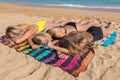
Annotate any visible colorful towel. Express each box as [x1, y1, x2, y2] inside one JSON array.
[[92, 31, 117, 47], [101, 31, 117, 47], [0, 36, 95, 77]]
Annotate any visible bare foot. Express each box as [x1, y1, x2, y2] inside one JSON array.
[[3, 39, 10, 45], [82, 19, 99, 26], [89, 19, 99, 25], [105, 21, 115, 28], [78, 20, 88, 25], [8, 43, 14, 47]]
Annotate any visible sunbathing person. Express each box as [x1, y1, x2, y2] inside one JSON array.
[[43, 19, 98, 39], [33, 19, 99, 45], [32, 31, 93, 59], [33, 20, 113, 45], [5, 19, 69, 49], [32, 19, 96, 45], [32, 21, 113, 57]]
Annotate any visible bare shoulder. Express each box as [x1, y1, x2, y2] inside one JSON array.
[[27, 24, 38, 31]]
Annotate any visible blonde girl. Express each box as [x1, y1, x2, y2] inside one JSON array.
[[5, 19, 68, 49], [32, 31, 93, 56], [48, 31, 93, 56], [33, 21, 113, 56], [48, 21, 113, 56]]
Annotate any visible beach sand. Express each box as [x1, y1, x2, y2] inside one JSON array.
[[0, 3, 120, 80]]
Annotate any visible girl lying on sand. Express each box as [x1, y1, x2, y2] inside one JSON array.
[[5, 19, 69, 49], [5, 19, 97, 49], [42, 19, 98, 40], [32, 22, 113, 59], [33, 21, 113, 45], [33, 19, 98, 45]]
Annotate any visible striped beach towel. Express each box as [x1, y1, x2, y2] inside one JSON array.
[[0, 36, 95, 77]]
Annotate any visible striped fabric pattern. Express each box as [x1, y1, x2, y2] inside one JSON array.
[[0, 36, 95, 77]]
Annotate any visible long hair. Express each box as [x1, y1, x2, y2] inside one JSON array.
[[44, 27, 62, 39], [58, 31, 93, 56], [6, 25, 26, 39], [32, 32, 51, 45]]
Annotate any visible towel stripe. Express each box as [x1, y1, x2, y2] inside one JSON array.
[[39, 51, 57, 61], [52, 55, 70, 66], [42, 53, 57, 63], [60, 55, 74, 67], [71, 49, 94, 77], [62, 55, 81, 70], [35, 49, 53, 60], [67, 50, 90, 73]]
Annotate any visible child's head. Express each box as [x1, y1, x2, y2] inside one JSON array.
[[6, 25, 25, 41], [45, 27, 65, 39], [58, 31, 93, 56], [32, 32, 52, 45]]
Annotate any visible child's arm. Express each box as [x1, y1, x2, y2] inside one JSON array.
[[15, 25, 38, 43], [27, 34, 39, 49], [48, 41, 69, 54]]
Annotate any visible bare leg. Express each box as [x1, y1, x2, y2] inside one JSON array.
[[77, 20, 89, 25], [76, 19, 99, 31], [101, 21, 114, 37], [45, 17, 66, 28], [53, 17, 66, 23]]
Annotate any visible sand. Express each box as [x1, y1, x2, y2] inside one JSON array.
[[0, 3, 120, 80]]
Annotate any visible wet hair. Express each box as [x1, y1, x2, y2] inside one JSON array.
[[32, 32, 51, 45], [57, 31, 93, 56], [6, 25, 25, 39]]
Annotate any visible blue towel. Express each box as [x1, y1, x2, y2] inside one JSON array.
[[102, 31, 117, 47], [29, 46, 50, 57]]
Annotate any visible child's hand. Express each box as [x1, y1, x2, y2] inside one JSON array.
[[47, 41, 54, 48], [58, 54, 68, 59], [91, 44, 97, 48], [57, 51, 68, 59], [31, 44, 39, 49]]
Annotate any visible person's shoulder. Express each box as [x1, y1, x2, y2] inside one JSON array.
[[18, 23, 29, 27], [27, 24, 38, 31]]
